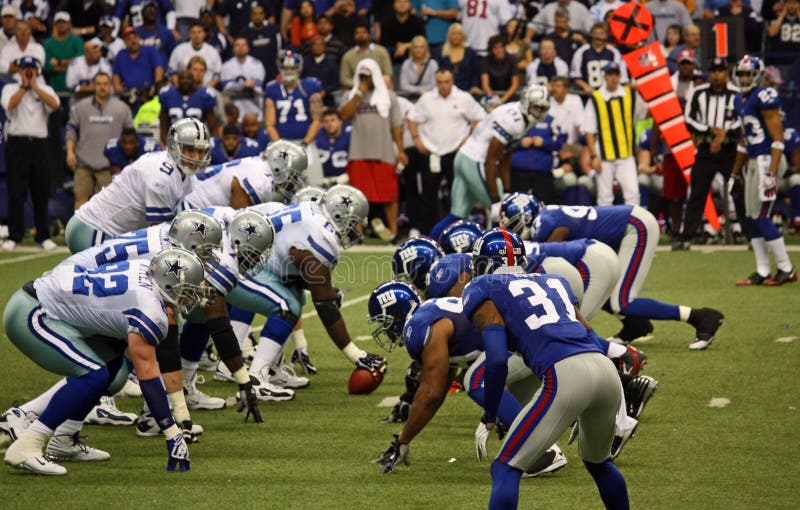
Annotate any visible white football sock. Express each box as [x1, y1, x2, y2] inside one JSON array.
[[231, 320, 252, 348], [181, 360, 199, 384], [54, 419, 83, 437], [19, 378, 67, 415], [750, 237, 770, 276], [249, 337, 283, 376], [679, 305, 691, 322], [766, 237, 793, 272], [291, 328, 308, 353], [28, 419, 54, 437], [606, 342, 628, 359]]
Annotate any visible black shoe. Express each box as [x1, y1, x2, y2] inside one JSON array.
[[687, 308, 724, 350], [615, 345, 648, 378], [291, 349, 318, 375], [736, 272, 770, 286], [611, 317, 654, 344], [624, 375, 659, 419], [764, 267, 798, 286]]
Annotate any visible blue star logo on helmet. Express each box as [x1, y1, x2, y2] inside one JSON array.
[[240, 222, 260, 241], [164, 259, 186, 281], [192, 221, 207, 239], [340, 196, 353, 207], [279, 150, 289, 160]]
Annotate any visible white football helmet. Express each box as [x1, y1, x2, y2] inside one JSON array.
[[519, 84, 551, 123], [149, 247, 208, 315], [166, 118, 212, 175], [168, 209, 223, 259], [228, 210, 276, 275], [291, 185, 326, 204], [263, 140, 308, 199], [321, 184, 368, 249]]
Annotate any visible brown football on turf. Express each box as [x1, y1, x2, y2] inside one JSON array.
[[348, 367, 384, 395]]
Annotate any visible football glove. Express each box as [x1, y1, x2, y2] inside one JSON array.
[[379, 400, 411, 423], [166, 431, 191, 472], [476, 417, 509, 460], [237, 379, 264, 423], [180, 420, 202, 444], [760, 171, 778, 200], [333, 286, 344, 309], [357, 352, 387, 375], [372, 434, 410, 474]]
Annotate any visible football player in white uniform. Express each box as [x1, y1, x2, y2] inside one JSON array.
[[429, 84, 551, 241], [2, 248, 205, 475], [181, 156, 275, 210], [65, 118, 211, 253]]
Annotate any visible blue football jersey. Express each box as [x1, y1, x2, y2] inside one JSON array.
[[315, 124, 351, 178], [784, 127, 800, 155], [265, 78, 322, 139], [104, 136, 162, 169], [510, 115, 566, 172], [734, 86, 781, 158], [639, 128, 665, 155], [462, 273, 600, 377], [246, 128, 272, 152], [209, 136, 262, 165], [158, 85, 217, 125], [527, 239, 595, 266], [138, 24, 176, 64], [532, 205, 632, 250], [402, 297, 483, 368]]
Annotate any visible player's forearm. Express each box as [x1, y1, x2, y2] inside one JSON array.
[[398, 381, 448, 445], [769, 147, 783, 174], [266, 124, 281, 141], [303, 120, 321, 145], [731, 148, 748, 176]]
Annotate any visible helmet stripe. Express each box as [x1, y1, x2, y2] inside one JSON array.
[[498, 227, 515, 267]]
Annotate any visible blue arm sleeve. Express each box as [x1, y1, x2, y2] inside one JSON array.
[[482, 324, 510, 422], [139, 377, 176, 430]]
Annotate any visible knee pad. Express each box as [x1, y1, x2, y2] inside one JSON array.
[[260, 311, 297, 344]]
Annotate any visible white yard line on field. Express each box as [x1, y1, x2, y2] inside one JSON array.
[[250, 293, 372, 333], [0, 249, 69, 265]]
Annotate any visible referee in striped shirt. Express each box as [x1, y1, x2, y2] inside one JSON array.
[[679, 57, 741, 249]]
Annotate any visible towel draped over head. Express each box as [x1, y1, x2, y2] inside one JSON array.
[[348, 58, 391, 119]]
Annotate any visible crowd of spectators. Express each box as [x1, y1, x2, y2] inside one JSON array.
[[0, 0, 799, 249]]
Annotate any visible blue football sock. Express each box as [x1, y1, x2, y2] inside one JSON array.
[[755, 217, 781, 241], [583, 459, 630, 510], [229, 306, 255, 325], [468, 387, 523, 426], [639, 185, 649, 207], [260, 313, 295, 346], [39, 369, 109, 430], [791, 185, 800, 222], [620, 298, 680, 320], [429, 214, 460, 242], [179, 322, 211, 362], [489, 460, 523, 509]]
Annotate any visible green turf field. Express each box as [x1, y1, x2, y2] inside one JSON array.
[[0, 247, 798, 509]]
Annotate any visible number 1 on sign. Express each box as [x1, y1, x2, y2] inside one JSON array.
[[712, 23, 728, 58]]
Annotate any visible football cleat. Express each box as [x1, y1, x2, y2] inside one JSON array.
[[291, 349, 318, 375], [251, 371, 295, 401], [615, 345, 648, 378], [269, 364, 310, 389], [84, 396, 137, 426], [198, 348, 220, 372], [624, 375, 659, 420], [184, 375, 226, 410], [45, 433, 110, 462], [736, 272, 770, 286], [379, 400, 410, 424], [609, 317, 654, 345], [135, 409, 204, 439], [4, 447, 67, 475], [610, 415, 639, 460], [763, 267, 797, 286], [522, 444, 568, 478], [688, 308, 724, 350], [114, 374, 142, 398], [0, 405, 36, 442]]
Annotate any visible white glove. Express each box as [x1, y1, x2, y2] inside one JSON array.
[[475, 421, 491, 461]]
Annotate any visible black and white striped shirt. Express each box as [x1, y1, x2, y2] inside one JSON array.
[[684, 82, 741, 151]]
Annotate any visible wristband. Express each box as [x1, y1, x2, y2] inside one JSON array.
[[737, 145, 748, 154], [232, 366, 250, 385], [163, 424, 181, 439], [342, 342, 365, 364], [771, 141, 785, 151]]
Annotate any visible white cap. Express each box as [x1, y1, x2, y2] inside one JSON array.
[[54, 11, 71, 23], [1, 5, 18, 17]]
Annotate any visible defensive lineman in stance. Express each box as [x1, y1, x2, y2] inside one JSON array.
[[462, 230, 629, 510], [731, 55, 797, 286]]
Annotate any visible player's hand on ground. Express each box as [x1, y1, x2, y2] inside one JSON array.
[[372, 434, 410, 474], [237, 380, 264, 423], [357, 352, 387, 375], [166, 432, 191, 472]]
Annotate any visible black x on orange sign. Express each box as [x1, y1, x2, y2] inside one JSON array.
[[609, 2, 653, 46]]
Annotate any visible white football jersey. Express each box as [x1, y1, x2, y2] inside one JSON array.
[[264, 201, 340, 278], [62, 225, 170, 270], [199, 205, 243, 295], [35, 260, 169, 346], [459, 102, 530, 162], [182, 157, 274, 209], [76, 152, 194, 237], [248, 201, 285, 217], [459, 0, 512, 53]]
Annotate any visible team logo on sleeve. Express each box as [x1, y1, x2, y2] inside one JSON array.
[[165, 259, 187, 281]]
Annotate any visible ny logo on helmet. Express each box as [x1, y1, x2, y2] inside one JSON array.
[[377, 291, 397, 312], [399, 247, 417, 264], [451, 233, 471, 251]]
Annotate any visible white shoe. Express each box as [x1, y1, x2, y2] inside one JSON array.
[[4, 436, 66, 475], [370, 218, 394, 242], [40, 239, 58, 251], [611, 416, 639, 460], [268, 364, 309, 389], [114, 375, 142, 398], [135, 409, 161, 437], [198, 350, 219, 371], [1, 239, 16, 251], [251, 370, 295, 401], [184, 375, 226, 410], [213, 361, 237, 383], [0, 406, 37, 442], [46, 433, 110, 461], [522, 444, 568, 478], [84, 396, 137, 426]]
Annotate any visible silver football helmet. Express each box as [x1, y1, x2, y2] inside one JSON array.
[[290, 185, 326, 204], [263, 140, 308, 199], [166, 118, 212, 176], [149, 247, 208, 315], [228, 210, 276, 275], [168, 209, 224, 259], [321, 184, 368, 249], [519, 84, 551, 123]]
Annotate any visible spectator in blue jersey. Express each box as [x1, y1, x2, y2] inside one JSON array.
[[302, 35, 339, 106], [137, 0, 176, 65], [481, 35, 519, 104], [570, 22, 625, 94], [434, 22, 481, 95], [525, 38, 569, 86], [199, 6, 230, 61], [315, 108, 351, 186], [114, 0, 176, 35], [158, 68, 218, 146], [240, 4, 283, 82], [241, 112, 271, 151], [112, 27, 164, 108], [210, 124, 262, 164], [104, 128, 162, 174], [216, 0, 275, 42], [766, 0, 800, 80], [265, 50, 323, 146], [510, 115, 567, 203]]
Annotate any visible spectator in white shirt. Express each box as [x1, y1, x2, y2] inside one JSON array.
[[530, 0, 593, 38], [0, 5, 18, 54], [221, 36, 266, 121], [168, 22, 222, 87], [547, 75, 583, 145], [66, 38, 112, 94], [97, 15, 126, 64], [0, 21, 45, 76], [405, 67, 485, 234]]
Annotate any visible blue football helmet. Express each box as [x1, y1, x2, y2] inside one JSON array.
[[391, 237, 445, 291], [471, 227, 527, 277], [499, 192, 541, 237], [439, 220, 484, 254], [732, 55, 763, 94], [367, 280, 421, 352]]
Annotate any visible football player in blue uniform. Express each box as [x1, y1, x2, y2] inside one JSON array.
[[439, 220, 484, 255], [104, 127, 162, 175], [265, 50, 323, 149], [731, 55, 797, 286], [3, 248, 204, 475], [462, 229, 629, 510], [159, 69, 219, 148], [532, 204, 724, 349], [392, 237, 445, 292], [315, 108, 351, 187], [209, 124, 262, 164]]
